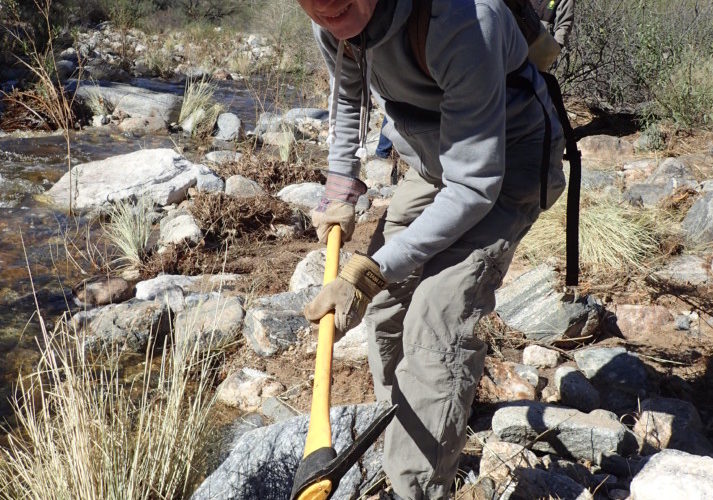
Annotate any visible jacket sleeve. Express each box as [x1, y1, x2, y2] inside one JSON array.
[[553, 0, 575, 48], [371, 2, 513, 282], [312, 24, 363, 178]]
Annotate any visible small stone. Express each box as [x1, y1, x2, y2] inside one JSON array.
[[225, 175, 266, 199], [216, 368, 284, 412], [523, 345, 560, 368], [555, 366, 600, 413], [512, 363, 540, 387]]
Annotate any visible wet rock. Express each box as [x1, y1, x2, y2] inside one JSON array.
[[75, 81, 182, 122], [225, 175, 266, 199], [492, 402, 639, 462], [499, 468, 594, 500], [118, 116, 166, 135], [158, 209, 202, 247], [495, 265, 602, 343], [555, 366, 600, 413], [479, 440, 540, 487], [682, 192, 713, 245], [47, 149, 223, 212], [522, 345, 560, 368], [633, 397, 713, 456], [191, 403, 389, 500], [479, 358, 536, 403], [261, 396, 299, 423], [512, 363, 540, 387], [652, 254, 710, 286], [289, 249, 351, 292], [613, 304, 674, 341], [578, 135, 635, 164], [173, 294, 244, 351], [629, 449, 713, 500], [365, 158, 394, 187], [74, 299, 171, 353], [333, 321, 369, 361], [205, 150, 243, 165], [72, 276, 134, 307], [214, 112, 244, 141], [216, 368, 284, 412], [277, 182, 325, 211], [242, 288, 319, 356]]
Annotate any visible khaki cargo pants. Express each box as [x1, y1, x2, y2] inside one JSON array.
[[364, 137, 565, 499]]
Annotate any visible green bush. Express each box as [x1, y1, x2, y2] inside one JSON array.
[[557, 0, 713, 128]]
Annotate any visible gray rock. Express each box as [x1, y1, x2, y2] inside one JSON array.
[[252, 111, 283, 135], [652, 254, 710, 286], [118, 116, 167, 135], [578, 135, 635, 164], [495, 265, 602, 343], [216, 368, 284, 412], [682, 192, 713, 245], [47, 149, 222, 212], [625, 158, 698, 207], [555, 366, 600, 413], [478, 440, 540, 488], [277, 183, 325, 211], [243, 288, 319, 356], [74, 299, 171, 353], [173, 295, 245, 352], [500, 468, 594, 500], [355, 194, 370, 214], [512, 363, 540, 387], [56, 59, 76, 81], [365, 158, 394, 187], [581, 166, 617, 191], [158, 209, 202, 247], [574, 347, 648, 413], [289, 249, 351, 292], [675, 314, 692, 331], [191, 403, 389, 500], [623, 184, 669, 207], [214, 113, 244, 141], [75, 81, 182, 122], [283, 108, 328, 123], [629, 449, 713, 500], [225, 175, 265, 199], [134, 274, 243, 312], [205, 150, 243, 165], [492, 402, 638, 462], [522, 345, 560, 368], [261, 396, 299, 423], [633, 397, 713, 456], [333, 321, 369, 361]]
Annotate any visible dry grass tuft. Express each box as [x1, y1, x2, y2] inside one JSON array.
[[518, 192, 680, 275], [0, 312, 218, 500], [102, 198, 154, 269]]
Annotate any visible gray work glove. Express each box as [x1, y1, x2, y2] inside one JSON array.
[[311, 172, 367, 244], [304, 254, 386, 339]]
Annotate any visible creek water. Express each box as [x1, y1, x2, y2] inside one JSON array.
[[0, 76, 283, 420]]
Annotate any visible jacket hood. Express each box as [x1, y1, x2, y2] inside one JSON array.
[[358, 0, 413, 49]]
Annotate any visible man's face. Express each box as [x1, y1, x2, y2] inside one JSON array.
[[298, 0, 379, 40]]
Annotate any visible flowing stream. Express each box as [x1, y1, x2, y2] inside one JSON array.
[[0, 77, 274, 420]]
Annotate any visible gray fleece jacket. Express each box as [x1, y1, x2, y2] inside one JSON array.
[[314, 0, 563, 282]]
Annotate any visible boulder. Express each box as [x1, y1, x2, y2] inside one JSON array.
[[225, 175, 266, 199], [73, 299, 171, 353], [682, 192, 713, 245], [216, 368, 284, 412], [75, 81, 182, 122], [47, 149, 223, 212], [574, 347, 648, 413], [554, 366, 600, 413], [158, 209, 202, 247], [522, 345, 560, 368], [243, 288, 319, 356], [492, 402, 638, 462], [652, 254, 710, 286], [629, 449, 713, 500], [289, 249, 351, 292], [613, 304, 674, 341], [277, 183, 325, 211], [633, 397, 713, 456], [191, 403, 389, 500], [495, 265, 602, 343], [173, 295, 245, 351], [214, 113, 244, 141]]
